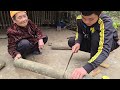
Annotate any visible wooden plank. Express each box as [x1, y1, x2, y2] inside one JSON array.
[[100, 63, 110, 68], [92, 68, 102, 77]]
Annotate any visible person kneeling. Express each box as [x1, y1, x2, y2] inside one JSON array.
[[7, 11, 48, 60]]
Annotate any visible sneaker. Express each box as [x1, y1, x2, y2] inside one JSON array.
[[32, 50, 42, 55], [22, 56, 26, 59]]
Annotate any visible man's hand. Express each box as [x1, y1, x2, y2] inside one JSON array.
[[38, 39, 44, 49], [14, 53, 22, 60], [72, 43, 80, 53], [70, 67, 87, 79]]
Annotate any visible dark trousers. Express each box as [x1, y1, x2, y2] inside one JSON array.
[[68, 36, 119, 58], [16, 36, 48, 58]]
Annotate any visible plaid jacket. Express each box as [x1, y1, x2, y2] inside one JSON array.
[[7, 19, 46, 58]]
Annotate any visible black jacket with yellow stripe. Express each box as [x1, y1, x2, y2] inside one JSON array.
[[75, 13, 119, 73]]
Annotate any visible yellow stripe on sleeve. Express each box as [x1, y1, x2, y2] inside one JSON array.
[[88, 18, 105, 63]]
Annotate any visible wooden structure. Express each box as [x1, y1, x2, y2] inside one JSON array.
[[0, 11, 71, 31]]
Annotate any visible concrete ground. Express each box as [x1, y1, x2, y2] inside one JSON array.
[[0, 27, 120, 79]]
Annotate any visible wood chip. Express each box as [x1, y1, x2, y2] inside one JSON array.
[[92, 68, 102, 77], [100, 63, 110, 68]]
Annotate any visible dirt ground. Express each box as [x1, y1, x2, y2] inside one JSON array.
[[0, 27, 120, 79]]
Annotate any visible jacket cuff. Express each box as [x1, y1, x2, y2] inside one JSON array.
[[37, 35, 46, 40], [75, 40, 80, 44], [83, 63, 94, 74], [12, 52, 20, 59]]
